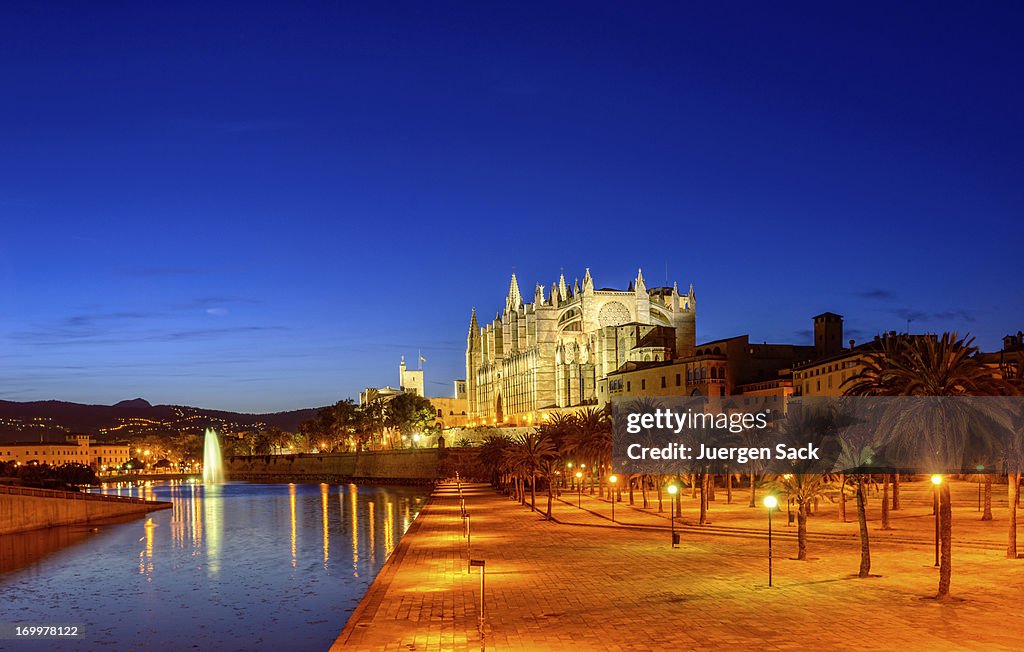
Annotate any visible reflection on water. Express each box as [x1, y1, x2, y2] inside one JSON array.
[[0, 481, 428, 651], [204, 485, 222, 576]]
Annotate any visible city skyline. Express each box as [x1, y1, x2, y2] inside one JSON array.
[[2, 3, 1022, 411]]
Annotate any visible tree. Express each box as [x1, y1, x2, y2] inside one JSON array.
[[477, 434, 513, 488], [509, 432, 556, 512], [385, 393, 437, 448], [774, 473, 834, 560], [844, 332, 1018, 596], [538, 457, 562, 520]]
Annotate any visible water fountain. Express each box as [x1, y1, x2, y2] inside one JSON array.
[[203, 428, 225, 485]]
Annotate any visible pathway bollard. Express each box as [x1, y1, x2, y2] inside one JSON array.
[[469, 559, 486, 630], [465, 513, 473, 569]]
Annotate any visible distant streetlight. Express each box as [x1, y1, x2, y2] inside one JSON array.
[[976, 465, 985, 512], [609, 475, 618, 522], [575, 471, 583, 509], [667, 484, 679, 547], [764, 495, 779, 586], [931, 474, 942, 567]]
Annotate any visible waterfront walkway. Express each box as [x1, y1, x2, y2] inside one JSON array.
[[333, 482, 1024, 651]]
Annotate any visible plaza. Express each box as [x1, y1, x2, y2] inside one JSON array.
[[336, 479, 1024, 651]]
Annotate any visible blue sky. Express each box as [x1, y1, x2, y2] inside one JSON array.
[[1, 2, 1021, 412]]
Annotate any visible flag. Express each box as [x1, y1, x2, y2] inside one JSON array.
[[419, 355, 427, 363]]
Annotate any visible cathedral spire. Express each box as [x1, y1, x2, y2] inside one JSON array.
[[506, 272, 523, 312], [558, 273, 568, 301], [535, 283, 545, 305], [583, 267, 593, 294], [635, 268, 646, 293]]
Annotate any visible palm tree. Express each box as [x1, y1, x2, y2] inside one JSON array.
[[1008, 403, 1024, 559], [538, 457, 562, 520], [477, 434, 512, 488], [836, 439, 874, 578], [774, 473, 835, 560], [510, 432, 556, 512], [844, 332, 1017, 596]]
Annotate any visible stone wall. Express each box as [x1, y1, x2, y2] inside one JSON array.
[[225, 449, 442, 484], [0, 486, 170, 535]]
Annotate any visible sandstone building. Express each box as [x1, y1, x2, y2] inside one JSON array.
[[466, 268, 696, 424], [0, 434, 130, 470]]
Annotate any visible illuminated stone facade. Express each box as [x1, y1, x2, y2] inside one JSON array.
[[0, 434, 130, 470], [466, 268, 696, 424]]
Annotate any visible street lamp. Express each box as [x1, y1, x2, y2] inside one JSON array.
[[609, 475, 618, 522], [931, 474, 942, 567], [575, 471, 583, 509], [976, 465, 985, 512], [764, 495, 778, 587], [667, 484, 679, 547]]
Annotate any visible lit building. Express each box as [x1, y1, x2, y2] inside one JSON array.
[[466, 268, 697, 424], [0, 434, 130, 469], [792, 325, 939, 397], [979, 331, 1024, 382], [603, 333, 812, 411], [360, 358, 468, 427]]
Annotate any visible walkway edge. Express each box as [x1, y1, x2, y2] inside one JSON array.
[[330, 487, 439, 649]]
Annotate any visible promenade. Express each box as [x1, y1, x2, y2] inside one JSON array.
[[333, 480, 1024, 651]]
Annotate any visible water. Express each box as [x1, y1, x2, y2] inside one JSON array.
[[0, 481, 429, 651], [202, 428, 224, 485]]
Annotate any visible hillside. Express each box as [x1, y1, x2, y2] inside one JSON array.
[[0, 399, 323, 443]]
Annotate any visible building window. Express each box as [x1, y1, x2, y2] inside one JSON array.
[[661, 376, 666, 388], [675, 373, 681, 386], [627, 381, 631, 392], [641, 379, 646, 390]]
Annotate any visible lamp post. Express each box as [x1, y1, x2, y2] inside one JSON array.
[[566, 462, 574, 490], [931, 474, 942, 567], [575, 471, 583, 509], [976, 465, 985, 512], [609, 475, 618, 523], [764, 495, 778, 587], [667, 484, 679, 547]]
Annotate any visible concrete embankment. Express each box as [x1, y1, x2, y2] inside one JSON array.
[[226, 448, 447, 484], [0, 485, 171, 535]]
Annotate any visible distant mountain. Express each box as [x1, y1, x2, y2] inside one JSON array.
[[0, 399, 324, 443], [112, 398, 153, 409]]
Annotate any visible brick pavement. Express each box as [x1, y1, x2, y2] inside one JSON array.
[[332, 482, 1024, 651]]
